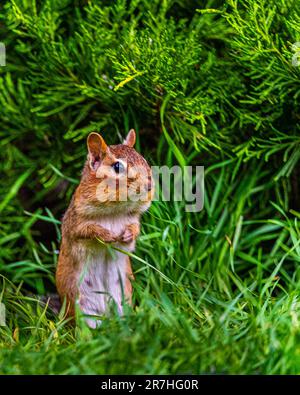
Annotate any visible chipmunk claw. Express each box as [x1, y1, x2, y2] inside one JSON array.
[[120, 228, 134, 243]]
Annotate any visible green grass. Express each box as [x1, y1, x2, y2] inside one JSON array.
[[1, 0, 300, 374], [1, 158, 300, 374]]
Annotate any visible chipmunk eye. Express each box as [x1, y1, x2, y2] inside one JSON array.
[[112, 161, 125, 174]]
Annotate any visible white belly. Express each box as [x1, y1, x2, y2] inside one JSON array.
[[78, 247, 128, 328], [77, 214, 136, 328]]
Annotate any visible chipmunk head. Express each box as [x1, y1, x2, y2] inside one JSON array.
[[80, 130, 153, 215]]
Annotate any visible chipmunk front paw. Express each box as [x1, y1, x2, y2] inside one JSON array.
[[95, 226, 118, 243], [119, 224, 140, 244], [120, 227, 135, 243]]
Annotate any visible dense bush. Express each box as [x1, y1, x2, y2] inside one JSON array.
[[0, 0, 300, 374]]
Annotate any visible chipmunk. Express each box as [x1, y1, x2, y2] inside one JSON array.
[[56, 130, 153, 328]]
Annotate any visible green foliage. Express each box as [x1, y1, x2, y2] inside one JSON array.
[[0, 0, 300, 374]]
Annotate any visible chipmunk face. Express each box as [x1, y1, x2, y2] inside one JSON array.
[[83, 130, 153, 214]]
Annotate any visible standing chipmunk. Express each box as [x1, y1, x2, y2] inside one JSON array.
[[56, 130, 153, 328]]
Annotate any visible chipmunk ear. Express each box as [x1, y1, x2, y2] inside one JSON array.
[[87, 132, 108, 170], [123, 129, 136, 147]]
